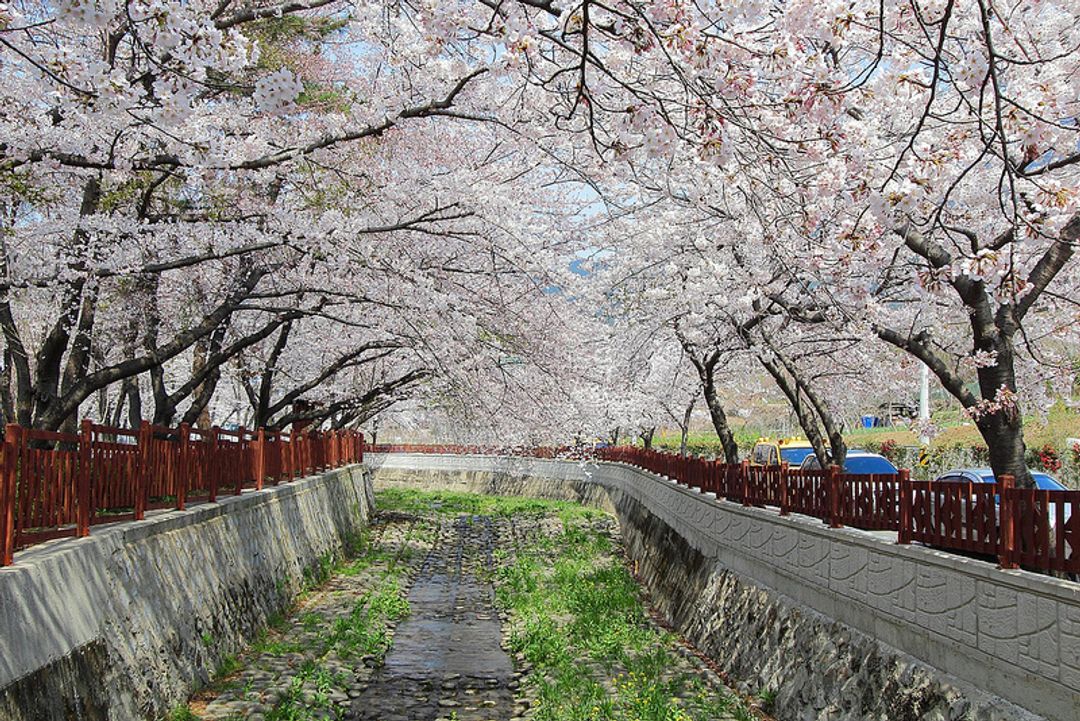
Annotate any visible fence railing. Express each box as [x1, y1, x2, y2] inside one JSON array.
[[0, 421, 364, 566], [595, 446, 1080, 576]]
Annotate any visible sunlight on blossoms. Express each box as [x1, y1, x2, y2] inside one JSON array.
[[254, 68, 305, 113]]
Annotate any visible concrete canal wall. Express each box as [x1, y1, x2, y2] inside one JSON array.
[[0, 465, 373, 721], [368, 453, 1080, 721]]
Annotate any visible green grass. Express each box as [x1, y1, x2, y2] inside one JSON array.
[[167, 706, 200, 721], [376, 486, 605, 519], [392, 491, 747, 721], [324, 579, 410, 659], [212, 654, 242, 683], [652, 402, 1080, 456], [377, 488, 744, 719]]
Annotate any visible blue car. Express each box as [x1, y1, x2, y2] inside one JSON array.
[[799, 450, 899, 474], [934, 468, 1070, 491], [780, 446, 816, 466], [934, 468, 1072, 525]]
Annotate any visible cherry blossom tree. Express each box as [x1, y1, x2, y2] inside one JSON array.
[[2, 0, 1078, 482], [471, 0, 1080, 485], [0, 0, 592, 434]]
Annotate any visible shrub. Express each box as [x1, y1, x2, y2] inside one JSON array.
[[1038, 444, 1062, 472], [878, 439, 899, 463]]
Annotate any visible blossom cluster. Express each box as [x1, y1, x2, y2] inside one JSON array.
[[253, 68, 305, 114]]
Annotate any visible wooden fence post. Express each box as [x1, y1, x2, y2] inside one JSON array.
[[740, 460, 750, 506], [998, 474, 1018, 569], [275, 432, 284, 484], [827, 464, 843, 529], [208, 426, 220, 502], [284, 433, 293, 480], [77, 419, 93, 537], [177, 423, 190, 511], [897, 469, 912, 544], [255, 428, 266, 491], [135, 421, 151, 520], [779, 463, 790, 516], [359, 432, 365, 464], [0, 428, 16, 566]]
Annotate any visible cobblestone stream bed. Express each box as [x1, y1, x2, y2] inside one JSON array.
[[350, 515, 516, 721], [184, 490, 751, 721]]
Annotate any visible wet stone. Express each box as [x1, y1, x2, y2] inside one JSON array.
[[347, 516, 517, 721]]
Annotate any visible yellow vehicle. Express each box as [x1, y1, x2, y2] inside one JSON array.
[[748, 437, 815, 467]]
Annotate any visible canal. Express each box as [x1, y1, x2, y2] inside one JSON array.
[[182, 489, 753, 721]]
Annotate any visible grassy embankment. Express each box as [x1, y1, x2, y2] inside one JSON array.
[[654, 403, 1079, 454]]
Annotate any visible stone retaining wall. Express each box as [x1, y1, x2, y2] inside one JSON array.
[[0, 465, 373, 721], [367, 453, 1079, 721]]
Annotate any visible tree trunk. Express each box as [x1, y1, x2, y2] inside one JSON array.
[[253, 321, 294, 428], [700, 364, 740, 463], [57, 282, 100, 435], [769, 341, 848, 467], [880, 216, 1080, 488], [972, 328, 1029, 483], [759, 355, 830, 468], [679, 396, 695, 457], [640, 426, 655, 450], [0, 348, 12, 424]]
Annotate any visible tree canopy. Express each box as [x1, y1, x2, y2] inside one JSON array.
[[2, 0, 1078, 484]]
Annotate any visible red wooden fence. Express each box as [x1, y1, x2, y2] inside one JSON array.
[[595, 447, 1079, 576], [0, 421, 364, 566], [1001, 484, 1079, 574], [903, 479, 1000, 555]]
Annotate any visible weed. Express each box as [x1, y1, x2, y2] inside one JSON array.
[[302, 551, 337, 590], [342, 527, 369, 556], [167, 705, 199, 721], [254, 638, 305, 656], [213, 654, 242, 682], [300, 611, 324, 631], [267, 610, 287, 631]]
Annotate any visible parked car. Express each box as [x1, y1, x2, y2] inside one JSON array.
[[935, 468, 1068, 491], [749, 437, 815, 467], [933, 468, 1073, 523], [799, 450, 899, 474]]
